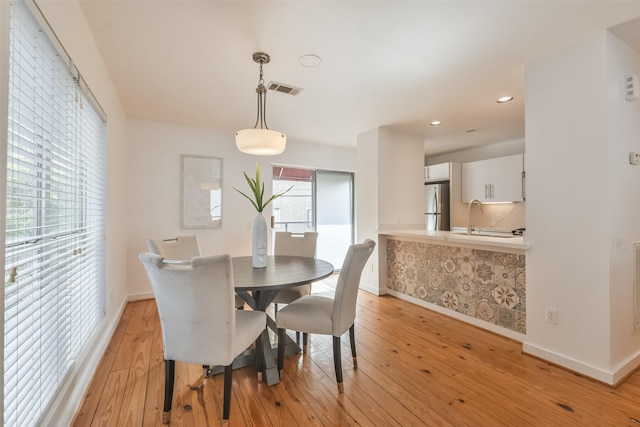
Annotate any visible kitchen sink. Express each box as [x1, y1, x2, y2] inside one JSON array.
[[449, 231, 518, 238]]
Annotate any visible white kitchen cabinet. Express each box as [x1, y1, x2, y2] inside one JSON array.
[[424, 163, 450, 182], [461, 160, 488, 201], [461, 154, 524, 203]]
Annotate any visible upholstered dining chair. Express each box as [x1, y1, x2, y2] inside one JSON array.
[[276, 239, 375, 392], [139, 253, 266, 424], [146, 235, 201, 260], [146, 235, 245, 309], [271, 231, 318, 308]]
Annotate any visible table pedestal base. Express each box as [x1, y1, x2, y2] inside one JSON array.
[[228, 256, 334, 386], [207, 330, 301, 385]]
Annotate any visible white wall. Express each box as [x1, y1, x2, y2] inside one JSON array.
[[606, 32, 640, 372], [426, 138, 525, 165], [356, 128, 380, 292], [355, 127, 425, 294], [378, 127, 426, 227], [8, 0, 130, 424], [524, 30, 640, 384], [126, 119, 356, 297], [525, 30, 610, 378]]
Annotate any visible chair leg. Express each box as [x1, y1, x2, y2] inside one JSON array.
[[333, 336, 344, 392], [296, 331, 301, 345], [349, 324, 357, 370], [277, 328, 286, 372], [255, 333, 264, 380], [303, 332, 309, 353], [223, 364, 233, 421], [163, 359, 175, 424]]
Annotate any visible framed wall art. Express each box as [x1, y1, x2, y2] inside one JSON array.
[[180, 155, 223, 229]]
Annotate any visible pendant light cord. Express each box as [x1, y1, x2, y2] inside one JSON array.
[[253, 61, 269, 130]]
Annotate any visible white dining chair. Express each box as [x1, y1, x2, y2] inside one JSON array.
[[276, 239, 375, 392], [146, 235, 201, 260], [146, 235, 246, 309], [139, 252, 266, 424], [271, 231, 318, 307]]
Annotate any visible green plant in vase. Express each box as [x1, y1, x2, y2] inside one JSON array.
[[234, 163, 292, 267], [234, 162, 292, 212]]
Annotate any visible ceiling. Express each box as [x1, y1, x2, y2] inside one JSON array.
[[78, 1, 640, 156]]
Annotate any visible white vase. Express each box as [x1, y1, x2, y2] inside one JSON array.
[[252, 213, 268, 268]]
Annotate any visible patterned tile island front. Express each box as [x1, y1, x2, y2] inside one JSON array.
[[380, 230, 527, 339]]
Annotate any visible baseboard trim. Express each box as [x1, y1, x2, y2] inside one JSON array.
[[522, 341, 617, 385], [385, 289, 526, 342], [38, 297, 128, 425], [128, 291, 154, 301], [523, 341, 640, 386], [611, 349, 640, 386], [359, 281, 387, 296]]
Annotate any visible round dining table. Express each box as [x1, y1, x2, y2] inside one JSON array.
[[231, 255, 334, 386]]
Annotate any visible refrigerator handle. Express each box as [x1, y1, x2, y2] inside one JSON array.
[[433, 190, 439, 230]]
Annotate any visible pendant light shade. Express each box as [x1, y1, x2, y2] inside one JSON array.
[[235, 128, 286, 155], [235, 52, 286, 155]]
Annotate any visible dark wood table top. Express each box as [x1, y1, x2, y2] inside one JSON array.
[[232, 255, 334, 291]]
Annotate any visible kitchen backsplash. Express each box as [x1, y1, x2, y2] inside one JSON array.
[[454, 202, 525, 231]]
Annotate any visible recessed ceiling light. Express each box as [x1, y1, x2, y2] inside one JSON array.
[[497, 96, 514, 103], [430, 120, 442, 126], [299, 54, 322, 68]]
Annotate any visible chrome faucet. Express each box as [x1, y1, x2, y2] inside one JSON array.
[[467, 199, 484, 235]]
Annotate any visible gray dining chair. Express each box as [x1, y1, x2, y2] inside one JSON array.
[[139, 252, 266, 424], [276, 239, 375, 392], [146, 235, 246, 309], [271, 232, 318, 309]]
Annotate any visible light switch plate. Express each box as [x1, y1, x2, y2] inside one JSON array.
[[626, 75, 638, 101], [629, 152, 640, 165]]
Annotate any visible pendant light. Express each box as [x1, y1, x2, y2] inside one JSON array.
[[235, 52, 286, 155]]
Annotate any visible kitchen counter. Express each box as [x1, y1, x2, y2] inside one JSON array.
[[377, 227, 527, 340], [378, 228, 530, 251]]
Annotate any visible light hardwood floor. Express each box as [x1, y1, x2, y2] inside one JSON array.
[[73, 286, 640, 426]]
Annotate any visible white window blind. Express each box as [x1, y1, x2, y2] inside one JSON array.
[[4, 1, 107, 425]]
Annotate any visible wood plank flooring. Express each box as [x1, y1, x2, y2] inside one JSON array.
[[73, 286, 640, 426]]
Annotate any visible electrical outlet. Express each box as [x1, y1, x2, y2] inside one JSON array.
[[545, 307, 558, 325]]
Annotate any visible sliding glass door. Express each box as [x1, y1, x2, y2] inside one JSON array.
[[272, 167, 354, 269], [315, 170, 354, 269]]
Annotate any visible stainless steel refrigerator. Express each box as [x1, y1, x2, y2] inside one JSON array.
[[425, 182, 450, 231]]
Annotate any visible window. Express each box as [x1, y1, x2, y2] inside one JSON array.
[[272, 166, 313, 234], [4, 1, 107, 425]]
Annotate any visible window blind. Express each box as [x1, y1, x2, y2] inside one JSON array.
[[4, 1, 107, 425]]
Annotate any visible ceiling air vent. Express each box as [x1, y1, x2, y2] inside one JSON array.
[[268, 81, 303, 96]]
